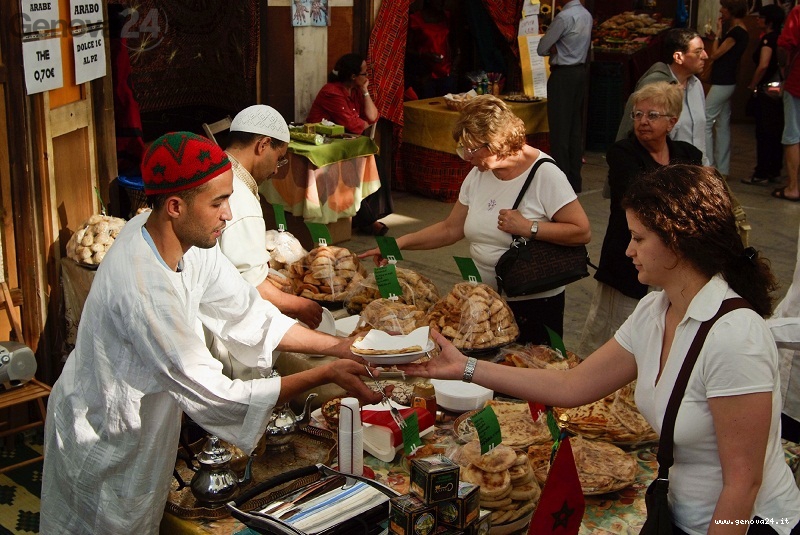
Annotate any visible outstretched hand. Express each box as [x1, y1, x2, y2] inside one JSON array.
[[357, 247, 388, 267], [398, 330, 468, 380], [325, 360, 386, 406]]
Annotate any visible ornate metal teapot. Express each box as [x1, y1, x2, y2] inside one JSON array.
[[190, 435, 251, 507], [264, 393, 318, 450]]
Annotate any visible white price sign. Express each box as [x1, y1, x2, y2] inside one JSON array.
[[69, 0, 103, 27], [73, 30, 105, 84], [22, 37, 64, 94], [20, 1, 60, 34]]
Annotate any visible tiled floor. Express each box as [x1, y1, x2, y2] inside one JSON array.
[[342, 121, 800, 352]]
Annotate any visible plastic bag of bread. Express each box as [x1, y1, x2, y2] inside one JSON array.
[[265, 268, 294, 294], [349, 299, 428, 338], [287, 245, 367, 302], [426, 282, 519, 350], [499, 344, 581, 370], [264, 229, 306, 270], [343, 267, 440, 315], [66, 214, 127, 267]]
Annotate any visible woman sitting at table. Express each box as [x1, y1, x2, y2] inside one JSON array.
[[403, 164, 800, 535], [578, 82, 703, 357], [360, 94, 591, 345], [306, 53, 378, 135], [307, 53, 390, 236]]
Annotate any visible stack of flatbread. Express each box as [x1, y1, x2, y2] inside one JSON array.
[[527, 436, 638, 495], [457, 441, 540, 526], [344, 267, 440, 315], [554, 382, 658, 446], [426, 283, 518, 350]]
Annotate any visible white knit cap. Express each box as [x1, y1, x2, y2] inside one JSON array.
[[230, 105, 290, 143]]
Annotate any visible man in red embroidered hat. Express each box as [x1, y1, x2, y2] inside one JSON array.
[[40, 131, 385, 535]]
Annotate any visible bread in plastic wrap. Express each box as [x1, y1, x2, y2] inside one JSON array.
[[499, 344, 581, 370], [265, 268, 294, 294], [343, 267, 440, 315], [264, 229, 307, 270], [426, 282, 519, 350], [349, 299, 428, 338], [66, 214, 127, 267], [287, 245, 367, 302]]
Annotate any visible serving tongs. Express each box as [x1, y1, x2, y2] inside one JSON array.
[[364, 365, 406, 429]]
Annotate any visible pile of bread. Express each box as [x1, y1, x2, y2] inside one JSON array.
[[458, 441, 540, 526], [427, 282, 518, 351], [596, 11, 671, 36], [66, 215, 127, 267], [344, 267, 440, 315], [285, 245, 367, 301]]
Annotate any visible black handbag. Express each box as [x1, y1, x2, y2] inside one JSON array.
[[640, 298, 751, 535], [495, 158, 589, 297]]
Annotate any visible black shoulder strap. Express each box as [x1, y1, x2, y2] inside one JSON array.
[[656, 297, 752, 479], [511, 157, 557, 211]]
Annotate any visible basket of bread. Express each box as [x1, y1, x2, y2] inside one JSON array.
[[66, 214, 127, 268], [443, 92, 476, 111], [286, 245, 367, 303], [344, 267, 440, 315], [426, 282, 518, 353]]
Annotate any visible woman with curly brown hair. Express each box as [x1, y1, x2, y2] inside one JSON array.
[[360, 94, 590, 344], [403, 164, 800, 534]]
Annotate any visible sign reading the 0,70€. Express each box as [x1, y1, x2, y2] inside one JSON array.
[[22, 37, 64, 95]]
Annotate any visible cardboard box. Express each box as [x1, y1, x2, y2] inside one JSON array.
[[314, 122, 345, 136], [463, 509, 491, 535], [437, 482, 480, 529], [410, 455, 460, 504], [389, 494, 437, 535]]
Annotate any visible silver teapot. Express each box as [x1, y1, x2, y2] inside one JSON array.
[[190, 435, 251, 507], [264, 393, 317, 451]]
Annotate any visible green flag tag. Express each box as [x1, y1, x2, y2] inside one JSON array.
[[306, 222, 333, 247], [470, 406, 502, 455], [545, 326, 567, 360], [402, 411, 423, 455], [375, 236, 403, 264], [375, 265, 403, 300], [453, 257, 482, 283], [272, 204, 288, 232]]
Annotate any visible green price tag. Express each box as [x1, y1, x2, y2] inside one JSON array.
[[470, 406, 502, 455], [306, 222, 333, 247], [402, 411, 423, 455], [546, 326, 567, 360], [453, 257, 482, 283], [375, 236, 403, 263], [375, 265, 403, 299], [272, 203, 288, 232]]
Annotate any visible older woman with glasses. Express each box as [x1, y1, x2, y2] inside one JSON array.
[[578, 81, 703, 357], [360, 94, 591, 345]]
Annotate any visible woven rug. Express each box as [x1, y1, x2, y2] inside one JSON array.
[[0, 433, 42, 534]]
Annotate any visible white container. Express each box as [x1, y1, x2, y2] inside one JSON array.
[[429, 379, 493, 412]]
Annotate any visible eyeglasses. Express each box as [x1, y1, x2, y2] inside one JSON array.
[[630, 110, 674, 122], [456, 143, 488, 160], [276, 156, 289, 168]]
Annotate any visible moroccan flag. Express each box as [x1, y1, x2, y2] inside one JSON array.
[[528, 436, 585, 534]]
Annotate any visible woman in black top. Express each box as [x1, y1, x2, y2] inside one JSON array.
[[577, 81, 703, 357], [743, 4, 786, 185], [705, 0, 749, 178]]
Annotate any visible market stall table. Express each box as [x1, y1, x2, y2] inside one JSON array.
[[397, 97, 550, 202], [260, 136, 381, 225]]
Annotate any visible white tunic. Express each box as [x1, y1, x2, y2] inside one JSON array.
[[40, 212, 296, 534], [616, 275, 800, 535]]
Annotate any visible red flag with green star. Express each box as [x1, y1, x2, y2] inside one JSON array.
[[528, 435, 585, 534]]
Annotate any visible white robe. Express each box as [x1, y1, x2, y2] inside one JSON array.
[[40, 212, 295, 534]]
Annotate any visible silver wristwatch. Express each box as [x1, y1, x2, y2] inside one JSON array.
[[463, 357, 478, 383], [530, 220, 539, 239]]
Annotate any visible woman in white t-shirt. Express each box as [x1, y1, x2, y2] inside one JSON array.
[[360, 94, 591, 344], [403, 164, 800, 534]]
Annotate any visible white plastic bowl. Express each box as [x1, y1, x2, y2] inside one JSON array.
[[429, 379, 493, 412]]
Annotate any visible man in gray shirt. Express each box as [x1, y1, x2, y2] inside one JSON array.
[[537, 0, 593, 193]]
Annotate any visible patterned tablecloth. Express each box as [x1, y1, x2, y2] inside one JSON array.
[[260, 136, 381, 225], [161, 410, 800, 535]]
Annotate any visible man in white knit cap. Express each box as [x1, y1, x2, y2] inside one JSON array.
[[215, 105, 323, 378]]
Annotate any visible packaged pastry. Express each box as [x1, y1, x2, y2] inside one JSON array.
[[66, 214, 127, 267], [344, 267, 440, 315], [286, 245, 367, 302], [426, 283, 518, 350], [264, 229, 306, 270]]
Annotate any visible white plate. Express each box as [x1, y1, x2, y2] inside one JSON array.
[[335, 315, 361, 337], [429, 379, 493, 412], [317, 308, 336, 336], [356, 339, 435, 365]]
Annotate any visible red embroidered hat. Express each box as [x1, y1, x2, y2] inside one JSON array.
[[141, 132, 231, 196]]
